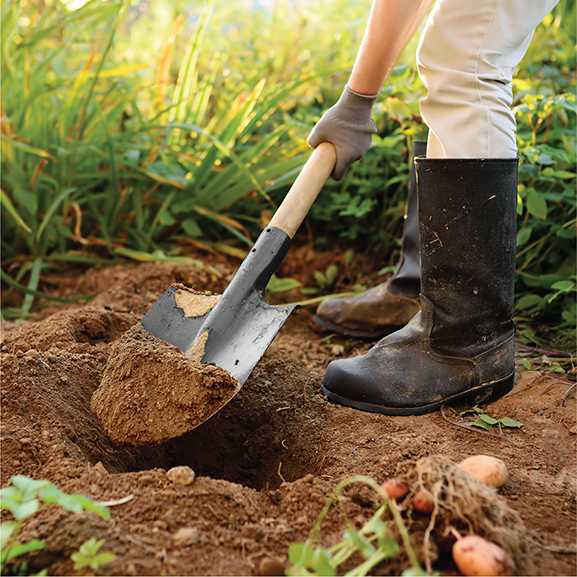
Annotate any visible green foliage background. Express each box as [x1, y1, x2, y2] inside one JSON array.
[[1, 0, 575, 345]]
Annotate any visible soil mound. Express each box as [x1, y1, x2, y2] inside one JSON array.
[[1, 308, 139, 353], [91, 323, 240, 447]]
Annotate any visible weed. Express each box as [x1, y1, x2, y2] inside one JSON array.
[[71, 537, 116, 575], [1, 475, 113, 575], [459, 407, 525, 433]]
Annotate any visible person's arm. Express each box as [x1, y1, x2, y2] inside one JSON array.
[[348, 0, 434, 95], [308, 0, 434, 180]]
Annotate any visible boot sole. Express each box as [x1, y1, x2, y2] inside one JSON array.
[[313, 315, 400, 340], [321, 372, 516, 416]]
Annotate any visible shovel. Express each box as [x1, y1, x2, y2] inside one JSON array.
[[140, 142, 336, 386]]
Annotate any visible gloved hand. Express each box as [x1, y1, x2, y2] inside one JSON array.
[[307, 85, 378, 181]]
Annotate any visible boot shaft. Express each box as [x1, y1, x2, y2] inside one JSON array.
[[415, 158, 518, 356], [389, 139, 427, 297]]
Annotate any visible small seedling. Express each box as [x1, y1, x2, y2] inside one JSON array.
[[302, 265, 340, 295], [1, 475, 112, 575], [71, 537, 116, 574], [460, 407, 524, 432], [521, 356, 567, 374], [266, 273, 302, 294]]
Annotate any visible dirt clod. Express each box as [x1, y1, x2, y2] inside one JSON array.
[[90, 322, 240, 447], [166, 465, 196, 486]]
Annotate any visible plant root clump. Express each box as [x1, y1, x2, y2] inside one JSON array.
[[91, 322, 240, 447], [400, 455, 531, 574]]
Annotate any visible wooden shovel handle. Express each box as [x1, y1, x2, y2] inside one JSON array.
[[268, 142, 336, 238]]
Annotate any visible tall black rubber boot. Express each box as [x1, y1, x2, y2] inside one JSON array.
[[321, 158, 518, 416], [314, 140, 427, 339]]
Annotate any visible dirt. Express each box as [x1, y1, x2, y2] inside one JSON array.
[[91, 322, 240, 447], [1, 254, 576, 576]]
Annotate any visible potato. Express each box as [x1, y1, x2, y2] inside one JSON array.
[[382, 478, 410, 500], [412, 489, 434, 513], [452, 534, 515, 576], [458, 455, 509, 488]]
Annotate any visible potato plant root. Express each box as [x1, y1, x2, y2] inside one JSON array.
[[1, 256, 575, 576]]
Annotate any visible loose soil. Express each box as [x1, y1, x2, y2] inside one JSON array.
[[91, 321, 240, 447], [1, 251, 575, 576]]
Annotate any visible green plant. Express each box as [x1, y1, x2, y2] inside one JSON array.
[[0, 475, 111, 575], [71, 537, 116, 575], [510, 2, 576, 342], [266, 273, 302, 294], [287, 475, 433, 576], [1, 0, 314, 319], [459, 408, 524, 433]]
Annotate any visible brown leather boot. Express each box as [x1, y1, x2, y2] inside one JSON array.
[[314, 140, 426, 338]]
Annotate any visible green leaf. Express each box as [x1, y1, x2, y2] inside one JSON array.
[[557, 227, 576, 239], [460, 407, 484, 416], [551, 280, 575, 292], [344, 528, 375, 559], [0, 521, 18, 551], [478, 414, 499, 426], [182, 219, 202, 237], [113, 247, 197, 265], [314, 271, 327, 288], [10, 476, 50, 496], [376, 535, 400, 558], [266, 275, 302, 293], [516, 226, 532, 246], [9, 499, 41, 521], [522, 358, 532, 370], [516, 294, 543, 309], [5, 539, 45, 562], [325, 265, 338, 286], [72, 496, 111, 520], [561, 310, 577, 324], [311, 547, 336, 576], [55, 494, 85, 514], [468, 419, 493, 431], [526, 189, 548, 220], [0, 134, 57, 161], [38, 485, 64, 503], [499, 417, 525, 428], [288, 542, 314, 567], [0, 189, 32, 233], [90, 552, 116, 569]]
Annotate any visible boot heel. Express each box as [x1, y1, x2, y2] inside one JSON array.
[[472, 371, 516, 406]]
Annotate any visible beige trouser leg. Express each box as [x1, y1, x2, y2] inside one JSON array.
[[417, 0, 559, 158]]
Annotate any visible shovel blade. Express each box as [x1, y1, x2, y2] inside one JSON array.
[[141, 226, 297, 385]]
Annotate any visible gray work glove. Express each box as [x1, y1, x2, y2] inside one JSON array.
[[307, 85, 378, 181]]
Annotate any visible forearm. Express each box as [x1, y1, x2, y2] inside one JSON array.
[[348, 0, 435, 95]]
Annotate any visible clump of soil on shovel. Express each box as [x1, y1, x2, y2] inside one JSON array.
[[91, 322, 240, 447]]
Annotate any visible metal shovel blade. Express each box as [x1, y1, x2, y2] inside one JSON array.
[[140, 226, 298, 386]]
